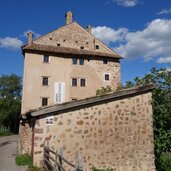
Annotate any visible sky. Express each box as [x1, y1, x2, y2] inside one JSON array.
[[0, 0, 171, 84]]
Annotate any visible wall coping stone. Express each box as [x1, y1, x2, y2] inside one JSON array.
[[23, 84, 155, 119]]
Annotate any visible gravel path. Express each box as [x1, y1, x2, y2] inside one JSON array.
[[0, 135, 27, 171]]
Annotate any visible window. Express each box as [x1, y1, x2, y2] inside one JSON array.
[[42, 98, 48, 106], [103, 60, 108, 64], [46, 116, 53, 125], [80, 46, 84, 49], [80, 78, 86, 87], [72, 58, 77, 65], [72, 58, 84, 65], [57, 43, 61, 46], [42, 77, 48, 86], [79, 58, 84, 65], [43, 55, 49, 63], [105, 74, 110, 81], [72, 98, 78, 101], [72, 78, 77, 86], [96, 45, 99, 49]]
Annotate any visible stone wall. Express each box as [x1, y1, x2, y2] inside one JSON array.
[[19, 122, 32, 154], [32, 91, 155, 171]]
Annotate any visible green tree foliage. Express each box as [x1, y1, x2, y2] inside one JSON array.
[[125, 67, 171, 170], [157, 153, 171, 171], [96, 86, 112, 96], [0, 74, 22, 133]]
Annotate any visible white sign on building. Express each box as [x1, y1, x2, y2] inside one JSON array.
[[54, 82, 65, 104]]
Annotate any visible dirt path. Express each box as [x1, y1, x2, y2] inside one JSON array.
[[0, 135, 27, 171]]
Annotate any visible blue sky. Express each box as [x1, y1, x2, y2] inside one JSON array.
[[0, 0, 171, 84]]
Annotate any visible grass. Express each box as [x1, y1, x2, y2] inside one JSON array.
[[16, 154, 32, 166], [91, 166, 113, 171], [28, 165, 42, 171], [0, 126, 15, 137], [0, 132, 14, 137], [16, 154, 42, 171]]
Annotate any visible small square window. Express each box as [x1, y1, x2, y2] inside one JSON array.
[[103, 60, 108, 64], [57, 43, 61, 46], [80, 79, 86, 87], [46, 116, 53, 125], [105, 74, 110, 81], [42, 98, 48, 106], [72, 98, 78, 101], [79, 58, 84, 65], [72, 58, 77, 65], [72, 78, 77, 86], [43, 56, 49, 63], [96, 45, 99, 49], [80, 46, 84, 49], [42, 77, 48, 86]]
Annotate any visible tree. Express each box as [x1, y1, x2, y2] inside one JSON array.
[[96, 86, 112, 96], [125, 67, 171, 170], [0, 74, 22, 133]]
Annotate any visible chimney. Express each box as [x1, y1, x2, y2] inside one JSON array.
[[65, 11, 73, 25], [27, 32, 33, 45], [87, 25, 92, 33]]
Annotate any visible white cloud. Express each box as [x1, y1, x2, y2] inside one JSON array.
[[157, 8, 171, 15], [92, 19, 171, 64], [116, 19, 171, 61], [157, 57, 171, 63], [0, 37, 23, 50], [21, 30, 41, 39], [166, 68, 171, 72], [106, 0, 142, 7], [92, 26, 128, 45]]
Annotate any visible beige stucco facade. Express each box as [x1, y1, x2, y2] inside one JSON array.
[[22, 52, 120, 114], [21, 12, 121, 114]]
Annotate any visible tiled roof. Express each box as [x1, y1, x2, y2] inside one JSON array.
[[22, 43, 122, 59]]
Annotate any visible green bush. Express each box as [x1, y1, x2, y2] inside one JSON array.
[[156, 153, 171, 171], [16, 154, 42, 171], [96, 86, 112, 96], [15, 154, 32, 166]]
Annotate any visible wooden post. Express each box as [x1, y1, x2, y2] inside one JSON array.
[[74, 153, 83, 171], [45, 140, 51, 171], [53, 148, 58, 171], [57, 148, 63, 171]]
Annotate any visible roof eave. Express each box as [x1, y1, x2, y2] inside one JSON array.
[[22, 44, 123, 59]]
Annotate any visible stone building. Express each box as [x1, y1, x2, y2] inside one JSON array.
[[20, 11, 156, 171], [21, 11, 122, 114]]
